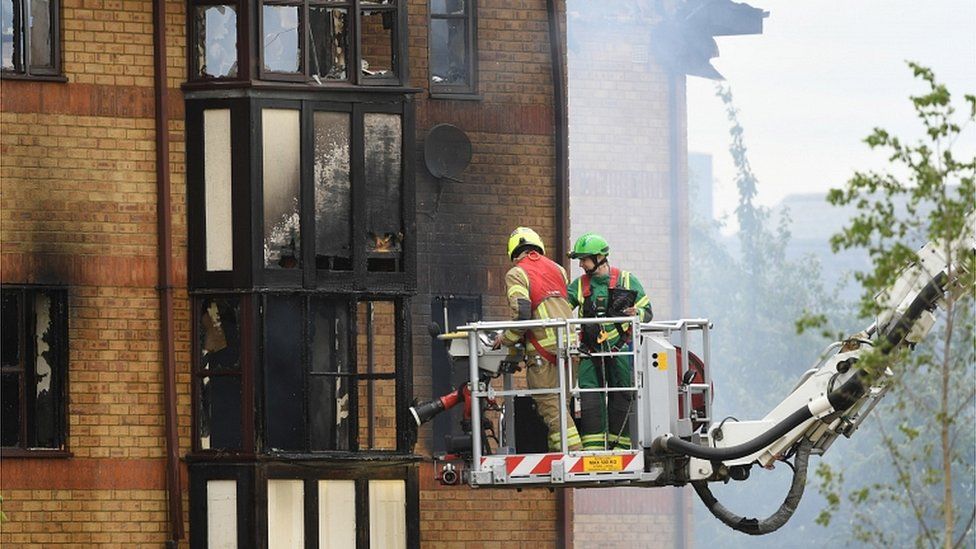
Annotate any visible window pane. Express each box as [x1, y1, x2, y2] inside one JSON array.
[[263, 4, 301, 73], [264, 295, 305, 451], [310, 297, 349, 375], [313, 111, 352, 270], [27, 0, 51, 69], [363, 113, 402, 271], [368, 480, 406, 549], [1, 290, 20, 367], [199, 297, 241, 373], [430, 18, 468, 86], [207, 480, 239, 549], [357, 301, 395, 376], [318, 480, 356, 549], [431, 0, 465, 15], [1, 372, 20, 446], [309, 376, 342, 450], [31, 291, 57, 448], [195, 5, 238, 78], [358, 378, 396, 450], [1, 0, 17, 71], [360, 9, 394, 78], [309, 297, 351, 450], [199, 376, 242, 450], [262, 108, 302, 269], [309, 6, 347, 80], [267, 480, 305, 549], [204, 109, 234, 271]]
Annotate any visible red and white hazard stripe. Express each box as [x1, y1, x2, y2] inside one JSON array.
[[479, 453, 564, 477], [479, 451, 643, 477]]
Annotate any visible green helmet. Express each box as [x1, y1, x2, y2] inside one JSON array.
[[569, 233, 610, 259]]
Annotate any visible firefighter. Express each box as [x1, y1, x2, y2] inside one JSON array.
[[568, 233, 652, 450], [493, 227, 582, 452]]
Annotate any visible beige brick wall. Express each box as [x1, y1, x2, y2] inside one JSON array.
[[1, 489, 172, 546], [1, 0, 189, 545]]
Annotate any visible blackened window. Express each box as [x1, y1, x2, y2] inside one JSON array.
[[1, 0, 61, 78], [196, 296, 244, 451], [1, 286, 68, 454], [260, 0, 399, 84], [262, 295, 401, 453], [255, 103, 405, 279], [429, 0, 477, 96]]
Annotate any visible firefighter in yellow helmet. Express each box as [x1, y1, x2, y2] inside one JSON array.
[[494, 227, 582, 452], [568, 233, 652, 450]]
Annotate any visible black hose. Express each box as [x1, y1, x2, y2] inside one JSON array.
[[692, 439, 815, 535], [659, 406, 813, 461]]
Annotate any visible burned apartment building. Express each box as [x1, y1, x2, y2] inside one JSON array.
[[0, 0, 762, 546]]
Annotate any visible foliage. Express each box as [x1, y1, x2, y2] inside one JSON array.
[[814, 63, 976, 549]]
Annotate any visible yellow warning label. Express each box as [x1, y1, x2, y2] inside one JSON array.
[[582, 456, 624, 472], [658, 353, 668, 370]]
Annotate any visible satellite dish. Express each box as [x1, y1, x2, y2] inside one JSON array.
[[424, 124, 472, 182]]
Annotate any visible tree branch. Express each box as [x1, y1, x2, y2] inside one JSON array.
[[951, 505, 976, 549], [878, 420, 939, 549]]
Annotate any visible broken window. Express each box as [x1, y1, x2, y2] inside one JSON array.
[[360, 3, 396, 79], [197, 297, 243, 451], [256, 0, 399, 84], [364, 113, 403, 272], [309, 296, 351, 450], [262, 3, 302, 73], [260, 295, 402, 453], [313, 110, 352, 271], [429, 0, 476, 94], [309, 4, 349, 80], [262, 108, 302, 269], [1, 0, 60, 77], [194, 4, 238, 79], [356, 300, 397, 450], [0, 286, 67, 453]]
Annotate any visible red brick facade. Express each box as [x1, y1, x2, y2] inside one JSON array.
[[1, 0, 685, 546]]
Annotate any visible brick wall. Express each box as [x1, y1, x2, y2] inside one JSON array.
[[409, 0, 567, 546], [0, 0, 189, 545], [567, 9, 689, 320], [565, 6, 689, 547]]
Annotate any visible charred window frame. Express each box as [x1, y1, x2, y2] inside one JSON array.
[[428, 0, 478, 98], [189, 1, 245, 81], [185, 97, 416, 291], [0, 0, 63, 80], [258, 0, 404, 86], [252, 99, 413, 288], [1, 286, 68, 457], [192, 294, 254, 454], [261, 294, 411, 455]]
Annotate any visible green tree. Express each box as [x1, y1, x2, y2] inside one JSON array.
[[815, 63, 976, 549]]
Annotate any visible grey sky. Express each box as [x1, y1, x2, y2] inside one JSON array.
[[687, 0, 976, 226]]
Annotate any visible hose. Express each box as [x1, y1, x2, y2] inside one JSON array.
[[658, 406, 813, 461], [692, 439, 814, 535]]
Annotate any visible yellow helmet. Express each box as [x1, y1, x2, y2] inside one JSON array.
[[507, 227, 545, 259]]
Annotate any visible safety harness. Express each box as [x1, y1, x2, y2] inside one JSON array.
[[517, 252, 567, 364]]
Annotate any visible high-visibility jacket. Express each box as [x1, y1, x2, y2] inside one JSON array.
[[568, 267, 652, 346], [502, 252, 573, 363]]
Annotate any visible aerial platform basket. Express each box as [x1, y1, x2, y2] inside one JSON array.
[[431, 317, 713, 488]]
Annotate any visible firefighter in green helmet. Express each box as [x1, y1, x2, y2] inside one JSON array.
[[567, 233, 653, 450]]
